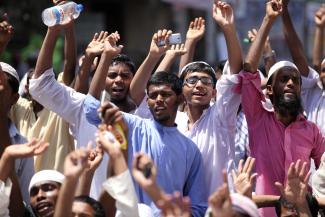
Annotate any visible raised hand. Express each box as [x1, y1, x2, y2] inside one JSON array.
[[266, 0, 283, 19], [96, 127, 123, 159], [315, 6, 325, 28], [212, 1, 234, 28], [275, 160, 311, 206], [149, 29, 172, 58], [231, 157, 258, 199], [209, 170, 234, 217], [85, 31, 108, 58], [158, 192, 191, 217], [0, 13, 14, 46], [132, 153, 157, 190], [4, 138, 49, 158], [103, 31, 123, 56], [186, 17, 205, 42], [63, 149, 89, 179], [166, 44, 187, 58], [85, 142, 103, 173]]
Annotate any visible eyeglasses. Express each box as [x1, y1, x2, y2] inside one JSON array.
[[184, 76, 213, 86]]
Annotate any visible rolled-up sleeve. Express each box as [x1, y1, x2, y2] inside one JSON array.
[[29, 68, 86, 127], [102, 170, 139, 217], [83, 94, 101, 126]]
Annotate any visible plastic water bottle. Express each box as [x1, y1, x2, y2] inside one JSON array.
[[42, 2, 84, 27]]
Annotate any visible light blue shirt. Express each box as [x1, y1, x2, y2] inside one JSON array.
[[84, 95, 208, 217]]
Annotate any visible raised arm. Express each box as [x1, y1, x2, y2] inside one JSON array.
[[54, 149, 89, 217], [33, 25, 62, 78], [244, 0, 282, 73], [129, 29, 171, 105], [156, 43, 187, 72], [0, 13, 13, 56], [179, 17, 205, 71], [247, 28, 276, 77], [88, 32, 123, 99], [281, 0, 309, 76], [74, 31, 107, 93], [312, 6, 325, 73], [62, 20, 77, 85], [212, 1, 242, 74]]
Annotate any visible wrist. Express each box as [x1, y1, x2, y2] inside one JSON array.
[[263, 50, 276, 59], [147, 52, 163, 60], [84, 51, 96, 59]]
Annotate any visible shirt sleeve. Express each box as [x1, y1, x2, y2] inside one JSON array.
[[0, 179, 12, 217], [83, 94, 101, 126], [235, 71, 266, 127], [311, 125, 325, 168], [215, 73, 241, 128], [102, 170, 140, 217], [184, 147, 208, 217], [29, 68, 86, 127], [301, 67, 319, 90]]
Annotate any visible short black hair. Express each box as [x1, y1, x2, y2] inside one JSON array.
[[110, 54, 136, 75], [74, 195, 105, 217], [6, 73, 19, 93], [180, 62, 217, 88], [146, 71, 183, 96]]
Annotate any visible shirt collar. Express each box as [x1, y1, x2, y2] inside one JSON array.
[[152, 119, 177, 132]]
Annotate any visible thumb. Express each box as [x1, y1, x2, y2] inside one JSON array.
[[275, 182, 284, 195]]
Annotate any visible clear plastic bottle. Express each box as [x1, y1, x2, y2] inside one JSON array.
[[42, 2, 83, 27]]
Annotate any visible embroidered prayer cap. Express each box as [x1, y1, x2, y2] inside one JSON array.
[[267, 61, 299, 85]]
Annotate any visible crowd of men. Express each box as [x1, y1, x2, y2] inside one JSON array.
[[0, 0, 325, 216]]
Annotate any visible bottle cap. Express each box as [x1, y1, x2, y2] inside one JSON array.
[[77, 4, 84, 12]]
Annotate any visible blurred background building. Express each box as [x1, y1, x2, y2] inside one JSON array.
[[0, 0, 324, 77]]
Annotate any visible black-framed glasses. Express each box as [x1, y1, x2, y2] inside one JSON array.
[[184, 76, 213, 86]]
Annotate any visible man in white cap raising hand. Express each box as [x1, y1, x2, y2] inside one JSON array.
[[0, 62, 34, 203], [238, 0, 325, 216]]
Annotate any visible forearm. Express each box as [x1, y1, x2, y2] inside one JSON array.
[[156, 54, 177, 72], [312, 27, 324, 73], [179, 39, 197, 71], [252, 195, 280, 208], [129, 53, 161, 105], [222, 25, 242, 74], [110, 155, 128, 177], [75, 171, 94, 196], [88, 52, 114, 99], [297, 202, 313, 217], [244, 16, 275, 73], [34, 28, 60, 78], [74, 55, 94, 93], [54, 177, 78, 217], [62, 26, 77, 85], [281, 9, 309, 76], [0, 153, 14, 182]]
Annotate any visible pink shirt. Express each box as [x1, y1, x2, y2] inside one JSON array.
[[237, 71, 325, 217]]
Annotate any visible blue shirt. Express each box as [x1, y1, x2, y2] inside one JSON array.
[[84, 95, 208, 217]]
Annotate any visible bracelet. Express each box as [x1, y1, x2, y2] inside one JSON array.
[[263, 50, 276, 59], [279, 195, 295, 209]]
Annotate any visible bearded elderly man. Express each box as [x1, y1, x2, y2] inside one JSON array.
[[238, 1, 325, 216]]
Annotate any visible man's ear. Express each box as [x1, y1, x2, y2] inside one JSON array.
[[266, 84, 273, 97], [212, 89, 217, 99], [177, 94, 185, 105]]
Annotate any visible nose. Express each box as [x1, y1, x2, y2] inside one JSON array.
[[156, 94, 164, 102], [36, 189, 46, 201], [286, 78, 294, 87]]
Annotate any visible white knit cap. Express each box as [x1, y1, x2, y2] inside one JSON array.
[[29, 170, 65, 192], [267, 61, 299, 84], [179, 61, 216, 77], [0, 62, 19, 83], [230, 193, 259, 217]]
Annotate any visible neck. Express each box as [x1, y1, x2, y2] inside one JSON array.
[[113, 100, 136, 113], [186, 103, 209, 126], [275, 111, 297, 126]]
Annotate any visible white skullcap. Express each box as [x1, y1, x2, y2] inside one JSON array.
[[312, 153, 325, 197], [179, 61, 216, 77], [29, 170, 65, 192], [0, 62, 19, 83], [230, 193, 259, 217], [267, 61, 299, 84]]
